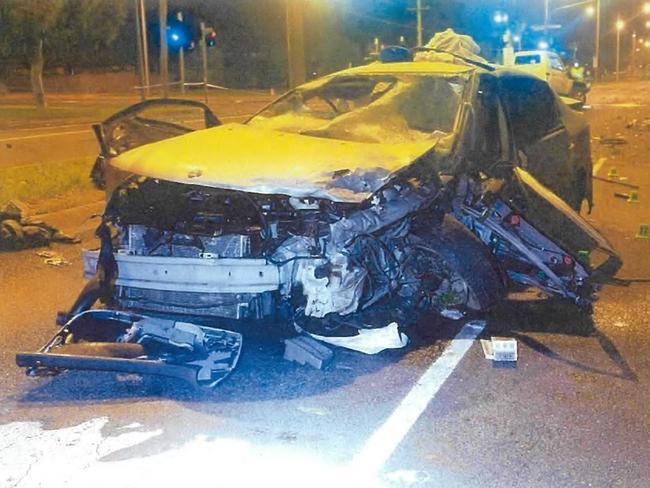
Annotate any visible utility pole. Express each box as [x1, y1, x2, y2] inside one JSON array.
[[416, 0, 423, 46], [177, 11, 185, 95], [544, 0, 549, 32], [200, 22, 209, 102], [139, 0, 150, 96], [408, 0, 428, 46], [159, 0, 168, 98], [285, 0, 306, 88], [594, 0, 601, 82], [134, 0, 146, 100]]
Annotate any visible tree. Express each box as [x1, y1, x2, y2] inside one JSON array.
[[49, 0, 128, 72], [1, 0, 64, 107], [0, 0, 127, 107]]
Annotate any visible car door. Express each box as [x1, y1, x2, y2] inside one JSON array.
[[91, 99, 221, 190], [498, 74, 575, 204], [547, 53, 572, 96]]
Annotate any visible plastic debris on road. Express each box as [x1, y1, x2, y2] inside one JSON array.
[[308, 321, 409, 354], [481, 337, 518, 362], [36, 250, 71, 266], [440, 308, 465, 320]]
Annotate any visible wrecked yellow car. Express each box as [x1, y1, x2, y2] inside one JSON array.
[[17, 53, 621, 388]]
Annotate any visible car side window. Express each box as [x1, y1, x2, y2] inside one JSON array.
[[548, 54, 565, 72], [474, 75, 503, 165], [499, 76, 562, 148]]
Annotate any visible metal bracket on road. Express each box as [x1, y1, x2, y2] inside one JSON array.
[[16, 310, 243, 389]]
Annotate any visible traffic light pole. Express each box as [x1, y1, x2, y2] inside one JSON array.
[[159, 0, 169, 98], [177, 11, 185, 95], [200, 22, 209, 103], [134, 0, 146, 100], [179, 47, 185, 95]]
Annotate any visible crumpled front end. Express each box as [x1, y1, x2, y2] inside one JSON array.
[[80, 174, 442, 329]]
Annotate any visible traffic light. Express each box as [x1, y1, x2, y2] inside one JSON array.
[[205, 28, 217, 47], [167, 11, 192, 50]]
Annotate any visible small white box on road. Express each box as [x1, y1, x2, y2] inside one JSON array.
[[481, 336, 518, 362]]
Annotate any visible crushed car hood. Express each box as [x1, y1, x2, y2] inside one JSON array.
[[110, 123, 440, 202]]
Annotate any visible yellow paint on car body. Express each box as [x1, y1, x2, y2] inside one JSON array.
[[111, 123, 439, 202]]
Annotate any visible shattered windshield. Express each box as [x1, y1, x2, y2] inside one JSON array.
[[248, 73, 467, 143]]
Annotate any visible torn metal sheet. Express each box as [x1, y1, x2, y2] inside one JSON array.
[[16, 310, 242, 389]]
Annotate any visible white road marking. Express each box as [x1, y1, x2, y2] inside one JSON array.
[[0, 114, 253, 143], [0, 129, 90, 143], [352, 320, 486, 474], [0, 418, 380, 488], [0, 322, 483, 487]]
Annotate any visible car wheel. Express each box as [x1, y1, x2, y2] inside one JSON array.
[[571, 88, 587, 105], [412, 215, 507, 311]]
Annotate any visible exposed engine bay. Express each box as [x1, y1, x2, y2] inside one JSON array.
[[79, 166, 615, 332], [17, 167, 620, 389]]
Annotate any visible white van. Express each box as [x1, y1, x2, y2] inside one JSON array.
[[508, 50, 588, 104]]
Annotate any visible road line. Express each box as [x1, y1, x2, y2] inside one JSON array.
[[352, 320, 486, 474], [0, 114, 254, 143], [0, 129, 90, 143]]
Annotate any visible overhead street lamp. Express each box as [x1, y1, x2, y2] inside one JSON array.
[[543, 0, 601, 82]]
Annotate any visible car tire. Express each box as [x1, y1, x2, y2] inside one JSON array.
[[414, 215, 507, 311], [570, 86, 587, 106]]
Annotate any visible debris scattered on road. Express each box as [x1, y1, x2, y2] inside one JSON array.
[[440, 308, 465, 320], [625, 117, 650, 131], [614, 192, 629, 200], [636, 224, 649, 239], [36, 250, 71, 266], [0, 200, 80, 251], [284, 335, 333, 369], [481, 337, 518, 362], [599, 137, 627, 146], [308, 321, 409, 355], [592, 175, 639, 189], [627, 190, 640, 203]]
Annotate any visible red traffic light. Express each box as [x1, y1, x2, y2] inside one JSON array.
[[206, 30, 217, 47]]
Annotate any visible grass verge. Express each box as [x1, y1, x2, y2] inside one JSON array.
[[0, 159, 95, 205]]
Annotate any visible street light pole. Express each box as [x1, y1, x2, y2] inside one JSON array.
[[616, 18, 623, 82], [631, 31, 637, 77]]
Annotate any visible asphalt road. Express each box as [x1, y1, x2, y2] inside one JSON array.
[[1, 82, 650, 488], [0, 93, 270, 169]]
